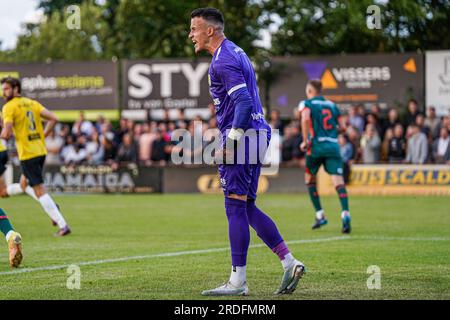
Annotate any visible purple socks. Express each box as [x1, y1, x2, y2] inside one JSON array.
[[224, 197, 289, 267], [246, 199, 283, 249], [225, 197, 250, 267], [271, 241, 290, 260]]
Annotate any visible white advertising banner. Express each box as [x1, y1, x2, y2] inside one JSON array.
[[426, 50, 450, 116]]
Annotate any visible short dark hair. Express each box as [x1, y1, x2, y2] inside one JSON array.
[[191, 7, 224, 30], [0, 76, 21, 94], [307, 79, 322, 93]]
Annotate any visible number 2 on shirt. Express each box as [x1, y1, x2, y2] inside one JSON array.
[[322, 109, 333, 130]]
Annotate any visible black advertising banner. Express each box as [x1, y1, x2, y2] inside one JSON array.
[[0, 61, 118, 111], [269, 53, 424, 117], [122, 59, 211, 110], [12, 165, 162, 193]]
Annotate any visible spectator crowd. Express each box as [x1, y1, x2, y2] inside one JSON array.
[[4, 100, 449, 167], [273, 99, 450, 166]]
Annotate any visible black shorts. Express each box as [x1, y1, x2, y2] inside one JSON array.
[[20, 155, 46, 187], [0, 151, 8, 176]]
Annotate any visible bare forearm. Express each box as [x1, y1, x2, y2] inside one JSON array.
[[301, 119, 310, 142], [44, 120, 57, 137]]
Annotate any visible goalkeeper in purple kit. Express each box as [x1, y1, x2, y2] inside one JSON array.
[[189, 7, 305, 296]]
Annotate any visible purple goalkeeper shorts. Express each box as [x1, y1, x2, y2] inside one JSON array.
[[218, 163, 261, 200]]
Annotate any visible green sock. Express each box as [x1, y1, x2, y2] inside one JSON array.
[[336, 184, 349, 212], [307, 183, 322, 212], [0, 208, 14, 238]]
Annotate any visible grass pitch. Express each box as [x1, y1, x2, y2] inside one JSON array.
[[0, 193, 448, 300]]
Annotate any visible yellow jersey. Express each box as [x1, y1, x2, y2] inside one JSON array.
[[2, 97, 47, 161], [0, 112, 6, 152]]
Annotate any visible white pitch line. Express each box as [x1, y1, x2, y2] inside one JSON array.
[[0, 236, 349, 276], [0, 235, 449, 276]]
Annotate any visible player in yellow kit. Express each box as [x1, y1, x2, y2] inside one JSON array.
[[0, 77, 71, 236]]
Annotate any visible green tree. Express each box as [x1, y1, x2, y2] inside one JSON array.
[[38, 0, 84, 15], [12, 1, 106, 62], [264, 0, 450, 55], [111, 0, 264, 59]]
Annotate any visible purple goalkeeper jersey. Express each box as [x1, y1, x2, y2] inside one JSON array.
[[208, 39, 270, 135]]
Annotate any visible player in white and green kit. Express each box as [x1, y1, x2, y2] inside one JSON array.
[[299, 79, 351, 233]]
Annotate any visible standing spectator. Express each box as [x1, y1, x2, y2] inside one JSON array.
[[383, 108, 402, 136], [269, 109, 284, 133], [72, 111, 94, 137], [138, 123, 156, 165], [151, 130, 168, 164], [361, 124, 381, 163], [365, 113, 382, 137], [114, 118, 129, 146], [388, 124, 406, 163], [348, 105, 365, 134], [103, 132, 118, 164], [133, 123, 143, 143], [405, 124, 428, 164], [346, 125, 361, 162], [404, 99, 421, 127], [424, 106, 441, 140], [432, 127, 450, 164], [95, 115, 106, 134], [380, 128, 393, 162], [338, 134, 353, 183], [370, 104, 383, 122], [415, 113, 430, 138], [281, 124, 303, 164], [45, 129, 64, 165], [116, 133, 138, 163], [443, 115, 450, 132], [207, 103, 216, 119]]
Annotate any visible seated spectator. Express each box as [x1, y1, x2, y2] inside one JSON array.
[[60, 135, 75, 163], [86, 130, 102, 164], [388, 124, 406, 163], [361, 124, 381, 163], [116, 133, 138, 163], [424, 106, 441, 140], [405, 124, 428, 164], [45, 129, 64, 165], [71, 111, 94, 137], [432, 127, 450, 164], [63, 135, 88, 165], [348, 105, 365, 134]]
